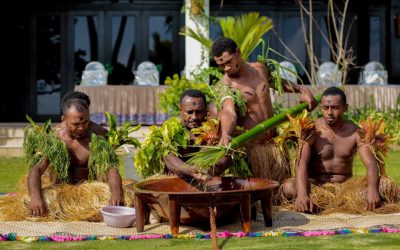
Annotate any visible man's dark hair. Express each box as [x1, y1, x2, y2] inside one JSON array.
[[61, 91, 90, 115], [211, 37, 238, 57], [322, 87, 347, 105], [180, 89, 207, 106]]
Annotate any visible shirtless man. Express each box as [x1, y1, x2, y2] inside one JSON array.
[[282, 87, 380, 212], [211, 37, 317, 182], [163, 89, 229, 181], [55, 91, 108, 136], [28, 93, 123, 217]]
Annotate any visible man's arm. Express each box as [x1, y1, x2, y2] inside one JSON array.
[[107, 167, 124, 206], [219, 98, 237, 146], [356, 134, 380, 211], [164, 153, 210, 182], [282, 81, 317, 111], [27, 159, 49, 216], [295, 140, 314, 212]]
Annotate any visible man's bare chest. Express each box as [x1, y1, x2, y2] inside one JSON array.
[[314, 135, 356, 160], [232, 81, 269, 102], [67, 141, 90, 166]]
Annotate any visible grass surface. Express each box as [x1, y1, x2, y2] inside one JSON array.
[[353, 149, 400, 183], [0, 157, 26, 192], [0, 234, 400, 249]]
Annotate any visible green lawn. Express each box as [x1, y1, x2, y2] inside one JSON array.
[[0, 234, 399, 249], [353, 150, 400, 183], [0, 157, 26, 192], [0, 151, 399, 249]]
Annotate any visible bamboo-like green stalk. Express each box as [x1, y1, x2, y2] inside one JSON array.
[[187, 95, 321, 169], [231, 95, 321, 149]]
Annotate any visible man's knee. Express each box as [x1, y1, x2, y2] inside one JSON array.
[[281, 178, 297, 199]]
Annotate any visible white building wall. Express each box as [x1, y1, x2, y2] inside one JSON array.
[[184, 0, 210, 79]]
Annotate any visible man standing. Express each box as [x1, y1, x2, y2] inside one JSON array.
[[211, 37, 317, 183]]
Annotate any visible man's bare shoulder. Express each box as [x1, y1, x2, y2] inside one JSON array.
[[250, 61, 267, 69], [341, 120, 360, 136], [314, 117, 325, 128], [54, 123, 65, 137], [344, 120, 359, 129], [250, 62, 270, 82], [89, 121, 108, 137]]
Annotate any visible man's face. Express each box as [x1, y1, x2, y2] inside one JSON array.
[[320, 95, 348, 126], [180, 96, 207, 130], [213, 49, 241, 76], [62, 106, 90, 139]]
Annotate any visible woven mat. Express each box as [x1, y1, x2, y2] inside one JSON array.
[[1, 209, 399, 236]]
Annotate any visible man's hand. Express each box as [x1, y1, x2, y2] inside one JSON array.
[[366, 187, 380, 211], [190, 167, 212, 183], [29, 196, 47, 217], [299, 86, 317, 111], [109, 192, 124, 206], [219, 133, 231, 146], [295, 194, 313, 213]]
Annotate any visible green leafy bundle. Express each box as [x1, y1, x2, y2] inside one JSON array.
[[226, 154, 252, 178], [190, 118, 252, 177], [23, 115, 70, 183], [211, 81, 247, 118], [88, 133, 119, 180], [134, 117, 190, 178]]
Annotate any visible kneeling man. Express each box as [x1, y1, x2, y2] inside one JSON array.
[[281, 87, 399, 213]]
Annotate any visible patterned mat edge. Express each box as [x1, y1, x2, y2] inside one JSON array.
[[1, 224, 399, 242]]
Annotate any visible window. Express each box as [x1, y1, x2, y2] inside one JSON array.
[[36, 15, 62, 115]]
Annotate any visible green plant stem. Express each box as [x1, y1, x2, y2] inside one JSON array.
[[230, 95, 321, 149]]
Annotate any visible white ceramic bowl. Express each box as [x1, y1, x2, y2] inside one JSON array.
[[100, 206, 136, 228]]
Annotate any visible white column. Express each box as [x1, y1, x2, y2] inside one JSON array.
[[184, 0, 209, 79]]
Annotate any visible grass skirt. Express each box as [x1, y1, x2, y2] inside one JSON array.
[[280, 176, 400, 214], [245, 141, 290, 184], [0, 177, 135, 221]]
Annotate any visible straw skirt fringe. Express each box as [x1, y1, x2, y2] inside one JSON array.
[[280, 176, 400, 214], [245, 142, 290, 184], [0, 179, 135, 222]]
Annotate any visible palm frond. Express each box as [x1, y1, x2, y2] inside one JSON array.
[[179, 26, 212, 50], [220, 12, 273, 60]]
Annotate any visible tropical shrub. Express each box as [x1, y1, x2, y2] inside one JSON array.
[[158, 74, 214, 116]]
